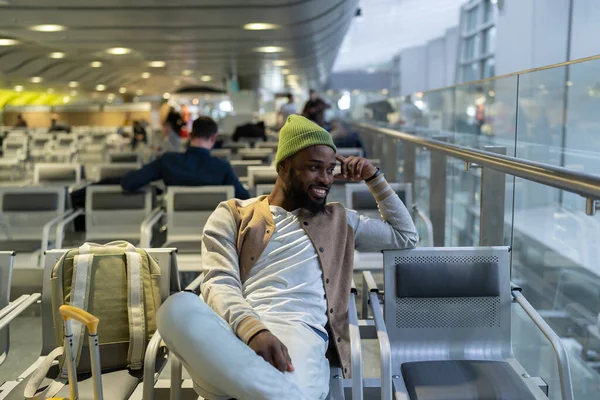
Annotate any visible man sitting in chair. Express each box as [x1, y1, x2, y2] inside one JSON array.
[[158, 115, 418, 399]]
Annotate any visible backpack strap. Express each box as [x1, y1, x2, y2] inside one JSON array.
[[65, 243, 93, 377], [125, 244, 146, 370], [24, 347, 67, 400]]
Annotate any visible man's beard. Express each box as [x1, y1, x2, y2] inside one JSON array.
[[285, 168, 327, 215]]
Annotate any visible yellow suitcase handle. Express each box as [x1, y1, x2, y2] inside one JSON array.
[[59, 305, 99, 335]]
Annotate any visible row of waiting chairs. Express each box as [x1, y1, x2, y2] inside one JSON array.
[[0, 181, 416, 267], [0, 246, 573, 399], [3, 132, 116, 162], [0, 154, 142, 185]]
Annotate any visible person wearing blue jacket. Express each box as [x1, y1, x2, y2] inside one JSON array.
[[121, 116, 250, 200]]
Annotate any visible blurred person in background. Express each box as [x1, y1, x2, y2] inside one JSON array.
[[400, 95, 422, 128], [329, 120, 367, 156], [180, 104, 191, 139], [131, 120, 148, 150], [48, 116, 71, 133], [122, 116, 250, 199], [278, 93, 297, 127], [13, 114, 28, 129], [303, 89, 330, 127], [164, 106, 184, 151]]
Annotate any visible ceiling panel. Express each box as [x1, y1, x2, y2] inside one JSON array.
[[0, 0, 358, 94]]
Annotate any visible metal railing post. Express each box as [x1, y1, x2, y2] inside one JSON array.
[[403, 142, 416, 199], [385, 136, 398, 183], [430, 135, 448, 247]]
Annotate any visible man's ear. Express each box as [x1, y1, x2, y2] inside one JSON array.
[[277, 159, 290, 175]]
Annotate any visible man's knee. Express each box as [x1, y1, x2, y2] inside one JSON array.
[[157, 292, 203, 335]]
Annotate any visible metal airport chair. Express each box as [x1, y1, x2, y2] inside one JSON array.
[[230, 160, 262, 185], [336, 148, 365, 158], [83, 132, 108, 151], [83, 185, 154, 245], [247, 166, 278, 188], [210, 149, 232, 160], [0, 251, 15, 365], [33, 163, 82, 186], [50, 134, 79, 162], [255, 141, 278, 150], [0, 247, 180, 400], [79, 134, 108, 164], [238, 148, 274, 163], [140, 186, 234, 252], [254, 184, 273, 196], [345, 182, 412, 215], [88, 163, 140, 181], [2, 136, 27, 161], [0, 187, 69, 257], [0, 159, 24, 183], [29, 134, 54, 161], [0, 251, 41, 369], [109, 152, 143, 164], [363, 246, 575, 400], [221, 141, 249, 154]]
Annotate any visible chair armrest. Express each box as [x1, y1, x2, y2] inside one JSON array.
[[0, 293, 41, 331], [0, 295, 31, 320], [41, 211, 74, 261], [512, 289, 574, 400], [55, 209, 85, 249], [348, 291, 363, 399], [143, 330, 167, 400], [412, 205, 434, 246], [361, 271, 379, 319], [140, 208, 165, 248], [184, 273, 204, 294], [368, 290, 392, 400]]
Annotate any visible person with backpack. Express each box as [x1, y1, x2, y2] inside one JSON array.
[[157, 115, 418, 399]]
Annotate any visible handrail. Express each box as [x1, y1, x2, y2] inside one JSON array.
[[353, 123, 600, 202]]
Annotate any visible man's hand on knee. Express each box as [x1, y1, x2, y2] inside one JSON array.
[[248, 330, 294, 373]]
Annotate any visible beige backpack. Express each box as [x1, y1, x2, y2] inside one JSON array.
[[25, 241, 162, 399]]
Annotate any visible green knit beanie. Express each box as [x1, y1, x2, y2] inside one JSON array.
[[276, 115, 337, 166]]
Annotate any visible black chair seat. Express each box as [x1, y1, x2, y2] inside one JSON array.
[[401, 360, 537, 400]]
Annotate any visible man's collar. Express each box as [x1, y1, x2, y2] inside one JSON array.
[[186, 146, 211, 154]]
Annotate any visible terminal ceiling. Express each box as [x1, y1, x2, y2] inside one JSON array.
[[0, 0, 359, 96]]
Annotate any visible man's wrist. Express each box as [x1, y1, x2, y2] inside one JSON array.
[[365, 168, 382, 182]]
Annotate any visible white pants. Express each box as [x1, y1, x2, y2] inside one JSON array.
[[157, 292, 330, 400]]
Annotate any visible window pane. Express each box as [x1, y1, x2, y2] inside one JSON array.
[[482, 58, 495, 78], [461, 63, 479, 82], [483, 26, 496, 54], [466, 6, 479, 31], [484, 0, 495, 23], [463, 35, 477, 60]]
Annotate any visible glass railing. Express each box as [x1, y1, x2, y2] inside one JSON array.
[[350, 54, 600, 400]]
